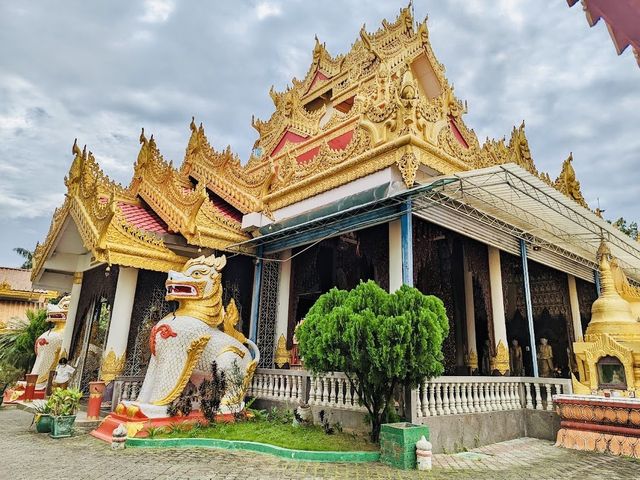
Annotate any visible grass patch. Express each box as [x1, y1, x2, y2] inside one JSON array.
[[157, 420, 378, 452]]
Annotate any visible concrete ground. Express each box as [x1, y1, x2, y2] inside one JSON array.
[[1, 406, 638, 480]]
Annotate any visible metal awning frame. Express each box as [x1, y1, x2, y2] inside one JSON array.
[[420, 164, 640, 279], [227, 163, 640, 282]]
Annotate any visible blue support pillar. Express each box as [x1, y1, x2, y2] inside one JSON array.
[[520, 239, 539, 378], [249, 245, 264, 343], [594, 269, 601, 297], [400, 200, 413, 287]]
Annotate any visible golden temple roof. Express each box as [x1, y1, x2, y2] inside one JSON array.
[[32, 141, 189, 280], [0, 267, 56, 302], [33, 5, 597, 278], [223, 5, 591, 213], [130, 128, 250, 250]]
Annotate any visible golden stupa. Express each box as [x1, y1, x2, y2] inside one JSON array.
[[573, 243, 640, 395]]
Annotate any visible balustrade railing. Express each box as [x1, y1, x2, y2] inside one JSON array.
[[308, 372, 366, 411], [248, 369, 308, 404], [111, 375, 145, 411], [248, 369, 367, 411], [414, 376, 571, 419], [109, 370, 571, 418]]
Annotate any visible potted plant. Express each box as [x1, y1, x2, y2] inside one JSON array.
[[48, 387, 83, 438], [32, 399, 54, 433]]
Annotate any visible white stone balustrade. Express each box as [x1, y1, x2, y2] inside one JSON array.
[[111, 370, 571, 419], [414, 376, 571, 418], [249, 369, 367, 411], [111, 375, 145, 410], [248, 369, 307, 404]]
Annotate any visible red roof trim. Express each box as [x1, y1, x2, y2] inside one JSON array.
[[118, 202, 170, 235], [305, 71, 330, 95], [449, 117, 469, 149], [271, 130, 308, 157], [296, 129, 354, 164]]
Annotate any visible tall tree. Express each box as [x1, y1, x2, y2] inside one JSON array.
[[296, 281, 449, 442], [13, 247, 33, 269], [612, 217, 638, 240]]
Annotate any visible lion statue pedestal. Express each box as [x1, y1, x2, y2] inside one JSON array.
[[91, 255, 260, 442]]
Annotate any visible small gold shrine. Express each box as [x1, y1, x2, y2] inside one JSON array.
[[573, 243, 640, 395]]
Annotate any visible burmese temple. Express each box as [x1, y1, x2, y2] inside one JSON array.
[[2, 3, 640, 478]]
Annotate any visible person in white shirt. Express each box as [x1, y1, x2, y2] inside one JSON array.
[[53, 358, 75, 389]]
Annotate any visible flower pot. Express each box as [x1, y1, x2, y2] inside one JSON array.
[[35, 414, 53, 433], [50, 415, 76, 438]]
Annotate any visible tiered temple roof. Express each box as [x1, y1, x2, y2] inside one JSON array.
[[32, 5, 599, 281]]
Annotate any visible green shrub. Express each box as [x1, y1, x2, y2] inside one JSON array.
[[297, 281, 448, 442]]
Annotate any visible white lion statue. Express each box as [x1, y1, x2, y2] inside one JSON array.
[[32, 295, 71, 388], [124, 254, 259, 418]]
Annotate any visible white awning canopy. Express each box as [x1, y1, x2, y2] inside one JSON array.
[[412, 163, 640, 282]]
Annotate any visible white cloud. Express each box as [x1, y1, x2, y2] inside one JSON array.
[[140, 0, 175, 24], [256, 1, 281, 21]]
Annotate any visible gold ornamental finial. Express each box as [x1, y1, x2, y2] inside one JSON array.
[[190, 116, 197, 132], [72, 138, 81, 157], [139, 127, 147, 145]]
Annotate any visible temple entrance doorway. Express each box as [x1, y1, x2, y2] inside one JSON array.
[[413, 218, 467, 375]]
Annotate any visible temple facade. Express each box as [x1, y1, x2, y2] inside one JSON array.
[[0, 267, 56, 331], [31, 6, 640, 398]]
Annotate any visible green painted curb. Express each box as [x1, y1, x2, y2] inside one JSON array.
[[126, 437, 380, 463]]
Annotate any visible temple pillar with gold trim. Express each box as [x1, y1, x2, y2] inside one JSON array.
[[488, 246, 509, 375], [60, 272, 83, 358], [100, 267, 138, 382], [274, 249, 292, 368], [567, 274, 584, 342], [463, 248, 478, 373]]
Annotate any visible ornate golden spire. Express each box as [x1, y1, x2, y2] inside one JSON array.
[[554, 152, 588, 208], [585, 243, 639, 341]]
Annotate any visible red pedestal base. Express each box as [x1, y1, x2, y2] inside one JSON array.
[[554, 394, 640, 458], [2, 386, 46, 404], [90, 409, 235, 443]]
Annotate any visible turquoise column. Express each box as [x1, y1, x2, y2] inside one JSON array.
[[400, 200, 413, 287], [594, 269, 601, 297], [249, 245, 264, 343], [519, 239, 539, 378]]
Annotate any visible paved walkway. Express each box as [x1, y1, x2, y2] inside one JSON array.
[[1, 406, 638, 479]]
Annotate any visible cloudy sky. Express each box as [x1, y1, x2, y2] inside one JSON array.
[[0, 0, 638, 268]]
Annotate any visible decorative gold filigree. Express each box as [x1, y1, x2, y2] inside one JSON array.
[[33, 138, 189, 280], [100, 349, 126, 383], [274, 334, 291, 368], [490, 340, 510, 375], [221, 299, 247, 345], [465, 349, 478, 370], [397, 150, 420, 187], [554, 153, 588, 208], [130, 128, 249, 251], [582, 334, 635, 391]]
